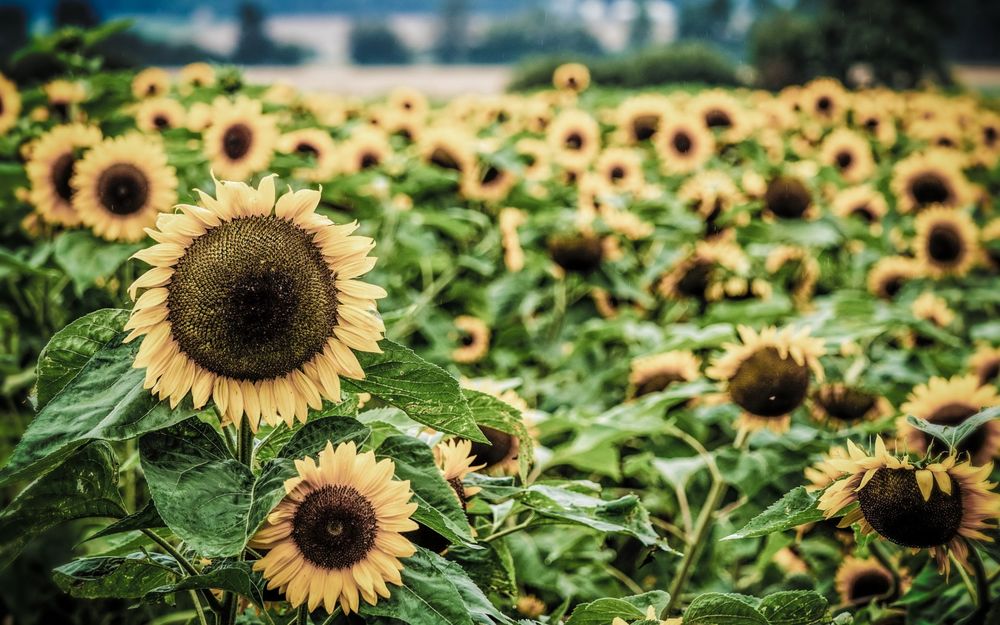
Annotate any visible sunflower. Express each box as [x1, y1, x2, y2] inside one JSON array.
[[913, 207, 979, 277], [802, 77, 847, 124], [26, 124, 102, 227], [0, 72, 22, 134], [677, 170, 744, 235], [547, 230, 605, 274], [972, 112, 1000, 167], [71, 134, 177, 242], [553, 62, 590, 93], [628, 351, 701, 399], [434, 438, 485, 508], [909, 119, 964, 152], [765, 245, 820, 307], [911, 291, 954, 328], [832, 185, 888, 234], [341, 127, 392, 174], [691, 90, 749, 142], [125, 176, 386, 430], [658, 239, 748, 301], [43, 79, 86, 121], [387, 87, 429, 119], [203, 96, 278, 180], [819, 128, 875, 184], [516, 594, 546, 618], [811, 384, 891, 429], [132, 67, 171, 99], [461, 160, 516, 203], [890, 151, 972, 214], [835, 557, 902, 607], [594, 148, 644, 193], [277, 128, 337, 181], [179, 62, 216, 90], [852, 97, 897, 146], [764, 175, 816, 220], [706, 325, 825, 432], [898, 375, 1000, 466], [805, 446, 851, 491], [969, 345, 1000, 387], [419, 126, 475, 174], [867, 256, 922, 300], [460, 378, 529, 476], [249, 441, 417, 614], [818, 437, 1000, 574], [452, 315, 490, 364], [547, 109, 600, 168], [656, 115, 715, 175], [615, 94, 671, 143], [514, 137, 550, 181], [983, 218, 1000, 271], [135, 98, 186, 133]]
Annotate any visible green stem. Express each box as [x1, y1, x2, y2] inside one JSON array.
[[318, 608, 343, 625], [483, 516, 534, 543], [238, 415, 254, 468], [141, 530, 223, 614], [189, 590, 210, 625], [297, 604, 310, 625], [958, 540, 990, 625]]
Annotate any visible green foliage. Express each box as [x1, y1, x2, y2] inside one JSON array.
[[468, 11, 603, 64], [748, 10, 824, 90], [350, 21, 412, 65]]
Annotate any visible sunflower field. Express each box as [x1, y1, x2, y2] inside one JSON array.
[[2, 25, 1000, 625]]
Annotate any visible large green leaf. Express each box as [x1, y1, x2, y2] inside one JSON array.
[[145, 560, 267, 608], [0, 443, 126, 568], [85, 499, 164, 542], [757, 591, 829, 625], [683, 593, 768, 625], [53, 230, 144, 295], [34, 308, 131, 409], [565, 591, 671, 625], [464, 389, 532, 480], [724, 487, 824, 541], [140, 419, 254, 558], [0, 334, 197, 486], [53, 552, 180, 599], [377, 435, 476, 548], [342, 339, 486, 443]]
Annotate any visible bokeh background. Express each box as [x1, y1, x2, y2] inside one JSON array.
[[1, 0, 999, 96]]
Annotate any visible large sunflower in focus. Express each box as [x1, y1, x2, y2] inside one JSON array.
[[0, 72, 21, 134], [26, 124, 102, 227], [707, 325, 825, 432], [71, 134, 177, 242], [203, 97, 278, 180], [898, 375, 1000, 466], [249, 441, 417, 614], [913, 208, 979, 277], [125, 176, 386, 429], [891, 151, 972, 213], [819, 437, 1000, 574]]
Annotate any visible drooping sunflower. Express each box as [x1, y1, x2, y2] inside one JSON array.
[[26, 124, 102, 227], [452, 315, 490, 364], [819, 128, 875, 184], [835, 557, 903, 607], [707, 325, 826, 432], [615, 94, 671, 143], [898, 374, 1000, 466], [0, 72, 22, 134], [125, 176, 386, 429], [867, 256, 923, 300], [552, 62, 590, 93], [71, 134, 177, 242], [969, 345, 1000, 387], [628, 351, 701, 399], [178, 62, 216, 90], [135, 98, 186, 133], [832, 185, 889, 234], [764, 175, 816, 220], [913, 207, 979, 277], [810, 384, 891, 429], [203, 96, 278, 180], [132, 67, 171, 99], [43, 79, 86, 121], [802, 77, 847, 124], [434, 438, 485, 508], [656, 115, 715, 175], [818, 437, 1000, 574], [547, 109, 601, 168], [691, 89, 750, 142], [890, 151, 972, 213], [341, 127, 392, 174], [249, 441, 417, 614], [277, 128, 337, 181]]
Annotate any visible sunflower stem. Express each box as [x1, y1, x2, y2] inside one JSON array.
[[318, 607, 342, 625], [238, 415, 254, 468], [296, 604, 309, 625], [189, 590, 210, 625], [140, 529, 223, 614], [959, 540, 990, 625]]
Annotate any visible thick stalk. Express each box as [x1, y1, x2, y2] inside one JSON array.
[[297, 604, 310, 625], [223, 416, 255, 625]]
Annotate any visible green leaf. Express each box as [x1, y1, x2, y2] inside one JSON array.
[[53, 552, 179, 599], [85, 500, 164, 542], [35, 309, 131, 409], [145, 560, 267, 607], [683, 593, 768, 625], [446, 541, 516, 598], [376, 435, 476, 548], [758, 591, 829, 625], [906, 407, 1000, 451], [140, 419, 254, 558], [52, 230, 144, 295], [723, 487, 824, 541], [464, 389, 533, 480], [342, 339, 486, 443], [0, 334, 197, 486], [566, 591, 671, 625], [516, 484, 671, 551], [0, 443, 126, 568]]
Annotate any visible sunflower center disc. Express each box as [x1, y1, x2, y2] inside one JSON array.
[[482, 165, 501, 185], [469, 426, 516, 468], [729, 346, 811, 417], [610, 166, 625, 180], [51, 153, 75, 203], [296, 142, 319, 157], [858, 468, 964, 548], [672, 132, 693, 154], [928, 225, 963, 263], [548, 234, 603, 273], [765, 177, 811, 218], [292, 485, 378, 570], [677, 261, 712, 297], [565, 133, 584, 150], [850, 570, 893, 603], [705, 109, 732, 128], [911, 173, 950, 207], [166, 215, 339, 380], [430, 148, 461, 170], [97, 163, 150, 215], [836, 151, 853, 170], [635, 372, 685, 397], [816, 386, 878, 422], [222, 123, 253, 160], [154, 115, 169, 129], [817, 96, 832, 112], [632, 115, 658, 141], [850, 204, 876, 223], [360, 152, 379, 169]]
